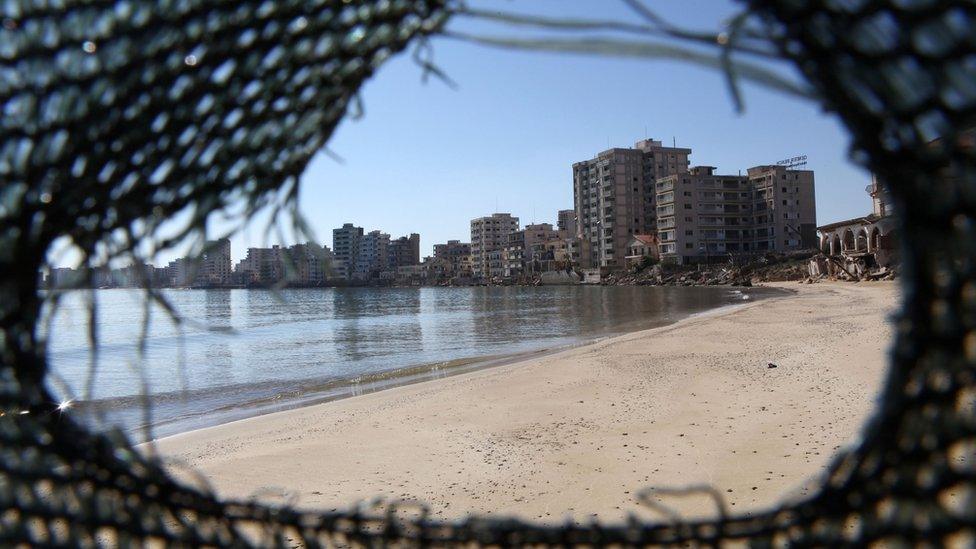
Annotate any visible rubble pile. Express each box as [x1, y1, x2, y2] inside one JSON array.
[[604, 251, 821, 287]]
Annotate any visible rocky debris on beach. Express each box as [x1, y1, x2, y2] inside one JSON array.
[[602, 250, 818, 287]]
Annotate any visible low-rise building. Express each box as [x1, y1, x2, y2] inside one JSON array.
[[816, 176, 897, 272], [625, 234, 659, 267], [433, 240, 471, 276]]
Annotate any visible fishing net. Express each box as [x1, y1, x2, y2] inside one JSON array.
[[1, 0, 974, 546]]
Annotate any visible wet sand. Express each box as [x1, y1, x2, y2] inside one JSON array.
[[150, 281, 897, 523]]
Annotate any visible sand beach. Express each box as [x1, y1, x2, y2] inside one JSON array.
[[151, 281, 897, 523]]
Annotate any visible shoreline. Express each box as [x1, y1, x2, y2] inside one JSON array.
[[151, 281, 896, 522], [92, 285, 783, 439], [140, 285, 785, 441]]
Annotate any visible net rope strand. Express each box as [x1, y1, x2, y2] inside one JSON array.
[[1, 0, 975, 546]]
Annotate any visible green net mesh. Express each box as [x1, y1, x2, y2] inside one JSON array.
[[1, 0, 974, 546]]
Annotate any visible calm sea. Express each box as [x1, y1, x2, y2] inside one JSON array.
[[43, 285, 771, 438]]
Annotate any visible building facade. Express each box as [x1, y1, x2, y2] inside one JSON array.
[[573, 138, 691, 269], [624, 234, 660, 267], [656, 166, 749, 262], [194, 238, 232, 286], [747, 165, 817, 252], [433, 240, 471, 275], [287, 242, 332, 285], [557, 209, 577, 236], [504, 230, 525, 278], [816, 175, 898, 271], [389, 233, 421, 269], [236, 246, 284, 286], [656, 165, 817, 264], [332, 223, 363, 280], [355, 230, 390, 280], [470, 213, 519, 280]]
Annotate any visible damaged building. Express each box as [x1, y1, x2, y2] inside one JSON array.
[[811, 176, 897, 278]]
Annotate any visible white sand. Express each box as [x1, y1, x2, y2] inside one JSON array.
[[150, 281, 897, 523]]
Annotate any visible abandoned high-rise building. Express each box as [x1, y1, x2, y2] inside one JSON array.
[[470, 213, 519, 280], [573, 139, 691, 269], [195, 238, 232, 286], [656, 164, 817, 264], [332, 223, 363, 280]]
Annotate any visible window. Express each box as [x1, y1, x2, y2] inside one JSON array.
[[782, 200, 787, 205], [783, 213, 788, 218], [782, 187, 786, 192], [684, 204, 692, 209], [685, 216, 692, 222], [685, 243, 693, 249], [685, 230, 693, 235]]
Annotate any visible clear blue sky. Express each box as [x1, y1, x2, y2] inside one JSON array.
[[89, 1, 879, 266]]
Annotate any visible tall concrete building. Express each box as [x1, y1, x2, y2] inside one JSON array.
[[747, 165, 817, 251], [470, 213, 519, 280], [656, 166, 750, 263], [656, 165, 817, 264], [389, 233, 421, 268], [195, 238, 231, 286], [355, 230, 390, 280], [332, 223, 363, 280], [573, 138, 691, 269]]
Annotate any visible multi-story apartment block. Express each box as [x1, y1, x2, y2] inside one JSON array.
[[656, 165, 817, 264], [389, 233, 420, 268], [355, 230, 390, 280], [332, 223, 363, 280], [747, 165, 817, 252], [504, 230, 525, 277], [487, 249, 506, 280], [433, 240, 471, 274], [236, 246, 284, 285], [656, 166, 749, 262], [573, 139, 691, 269], [287, 242, 332, 285], [470, 213, 519, 280], [235, 242, 332, 286], [194, 238, 232, 286]]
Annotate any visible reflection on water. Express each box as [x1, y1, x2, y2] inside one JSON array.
[[44, 285, 770, 437]]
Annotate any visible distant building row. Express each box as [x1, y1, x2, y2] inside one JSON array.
[[573, 138, 817, 267], [332, 224, 420, 281]]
